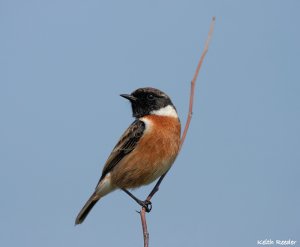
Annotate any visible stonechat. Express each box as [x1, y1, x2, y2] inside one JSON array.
[[75, 87, 181, 225]]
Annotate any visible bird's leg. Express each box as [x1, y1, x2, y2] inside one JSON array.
[[122, 188, 152, 212]]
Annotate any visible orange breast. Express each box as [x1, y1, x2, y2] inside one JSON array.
[[111, 116, 181, 189]]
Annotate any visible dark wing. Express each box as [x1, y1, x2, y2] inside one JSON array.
[[97, 119, 145, 185]]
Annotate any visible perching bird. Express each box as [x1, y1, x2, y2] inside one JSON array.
[[75, 87, 181, 225]]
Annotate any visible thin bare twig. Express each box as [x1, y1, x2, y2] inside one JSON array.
[[139, 16, 216, 247], [140, 208, 149, 247], [180, 16, 215, 149]]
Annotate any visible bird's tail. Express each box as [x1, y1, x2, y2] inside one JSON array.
[[75, 192, 101, 225]]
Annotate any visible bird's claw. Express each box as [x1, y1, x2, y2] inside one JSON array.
[[139, 200, 152, 213]]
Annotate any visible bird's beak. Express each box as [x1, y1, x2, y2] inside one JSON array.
[[120, 94, 137, 102]]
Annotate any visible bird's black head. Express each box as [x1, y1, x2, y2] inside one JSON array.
[[120, 87, 176, 118]]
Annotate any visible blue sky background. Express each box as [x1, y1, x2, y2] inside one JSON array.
[[1, 1, 299, 246]]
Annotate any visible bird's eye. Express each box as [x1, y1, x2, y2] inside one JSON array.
[[147, 94, 155, 100]]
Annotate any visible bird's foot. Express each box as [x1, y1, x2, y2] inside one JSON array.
[[138, 200, 152, 213]]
